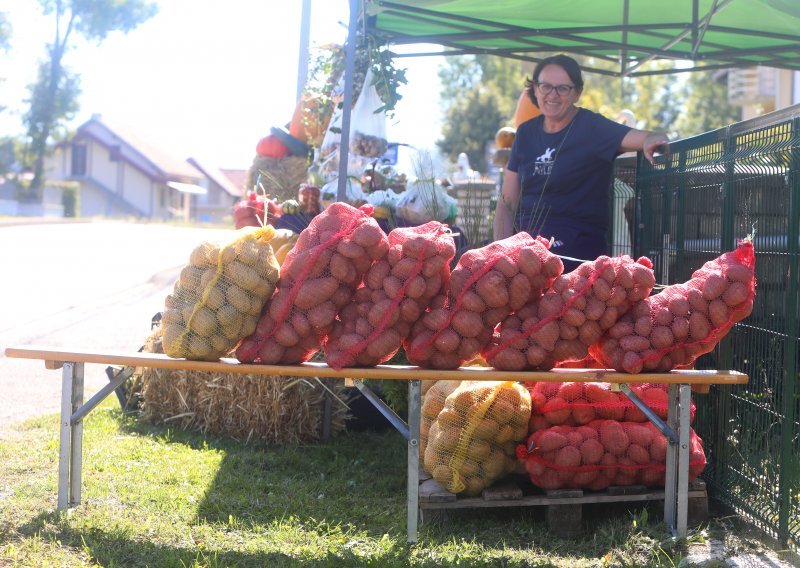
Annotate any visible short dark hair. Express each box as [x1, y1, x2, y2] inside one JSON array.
[[524, 54, 584, 108]]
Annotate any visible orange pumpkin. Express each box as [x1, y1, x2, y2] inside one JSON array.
[[256, 135, 290, 159], [495, 126, 516, 149], [514, 89, 542, 127]]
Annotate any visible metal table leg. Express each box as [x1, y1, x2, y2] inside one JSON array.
[[677, 384, 691, 537], [663, 384, 678, 531], [407, 380, 421, 543], [58, 362, 84, 510]]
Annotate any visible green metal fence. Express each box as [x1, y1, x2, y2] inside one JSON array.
[[613, 104, 800, 547]]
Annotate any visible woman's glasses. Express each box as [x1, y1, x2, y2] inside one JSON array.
[[535, 82, 576, 96]]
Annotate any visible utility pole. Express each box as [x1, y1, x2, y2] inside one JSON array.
[[296, 0, 312, 101]]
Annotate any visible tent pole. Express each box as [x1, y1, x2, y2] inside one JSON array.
[[296, 0, 312, 101], [337, 0, 360, 202]]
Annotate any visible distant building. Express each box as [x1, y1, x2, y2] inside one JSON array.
[[725, 67, 800, 119], [46, 114, 244, 223]]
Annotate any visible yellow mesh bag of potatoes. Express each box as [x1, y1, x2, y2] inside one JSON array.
[[424, 380, 531, 495], [162, 226, 281, 360], [420, 380, 461, 462]]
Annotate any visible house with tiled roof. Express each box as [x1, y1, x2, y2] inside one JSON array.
[[46, 114, 240, 223]]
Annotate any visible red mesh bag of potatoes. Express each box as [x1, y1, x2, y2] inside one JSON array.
[[516, 420, 706, 491], [590, 240, 756, 373], [424, 381, 532, 495], [324, 222, 456, 369], [405, 233, 563, 369], [524, 381, 696, 433], [484, 255, 656, 371], [236, 203, 388, 364]]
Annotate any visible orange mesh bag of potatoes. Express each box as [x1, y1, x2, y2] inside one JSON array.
[[424, 381, 531, 495], [236, 203, 389, 364], [405, 233, 563, 369], [324, 221, 456, 369], [419, 380, 461, 464], [162, 226, 281, 361], [517, 420, 706, 491], [524, 381, 696, 433], [484, 255, 655, 371], [591, 239, 756, 373]]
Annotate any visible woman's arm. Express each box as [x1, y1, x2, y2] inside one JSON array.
[[494, 169, 521, 241], [621, 129, 670, 165]]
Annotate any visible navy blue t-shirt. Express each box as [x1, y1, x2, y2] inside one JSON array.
[[507, 108, 629, 266]]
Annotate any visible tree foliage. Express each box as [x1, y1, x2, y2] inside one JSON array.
[[673, 70, 741, 138], [436, 55, 531, 172], [23, 0, 157, 199]]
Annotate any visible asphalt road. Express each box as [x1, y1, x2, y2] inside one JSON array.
[[0, 220, 236, 433]]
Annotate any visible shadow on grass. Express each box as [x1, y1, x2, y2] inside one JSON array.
[[18, 510, 401, 568], [115, 409, 410, 537]]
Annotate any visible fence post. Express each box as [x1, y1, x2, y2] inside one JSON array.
[[675, 150, 687, 280], [778, 116, 800, 545]]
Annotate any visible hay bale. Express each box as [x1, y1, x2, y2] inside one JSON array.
[[138, 327, 349, 445], [246, 155, 310, 203]]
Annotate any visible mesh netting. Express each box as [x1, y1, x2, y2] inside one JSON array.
[[236, 203, 388, 364], [324, 222, 456, 369], [524, 381, 696, 432], [405, 233, 563, 369], [484, 255, 656, 370], [423, 380, 532, 495], [162, 226, 281, 361], [420, 379, 462, 465], [590, 240, 756, 373], [517, 420, 706, 490]]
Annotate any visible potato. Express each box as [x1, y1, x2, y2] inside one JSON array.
[[508, 273, 533, 310], [619, 335, 650, 352], [451, 309, 483, 338], [688, 311, 711, 340], [476, 270, 509, 308], [722, 281, 749, 307], [650, 325, 674, 349], [295, 277, 338, 310], [702, 273, 727, 300], [708, 299, 730, 327], [433, 328, 461, 353]]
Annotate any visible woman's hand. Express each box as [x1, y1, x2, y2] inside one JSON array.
[[643, 132, 670, 165]]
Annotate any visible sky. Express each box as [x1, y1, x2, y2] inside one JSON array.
[[0, 0, 444, 170]]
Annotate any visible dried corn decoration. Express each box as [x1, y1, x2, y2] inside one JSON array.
[[162, 226, 280, 360], [424, 381, 531, 495]]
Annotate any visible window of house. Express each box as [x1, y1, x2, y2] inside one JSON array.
[[71, 144, 87, 176], [109, 145, 121, 162]]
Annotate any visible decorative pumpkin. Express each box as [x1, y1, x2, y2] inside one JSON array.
[[256, 135, 290, 159], [513, 89, 542, 127], [373, 205, 391, 220], [495, 126, 516, 149], [281, 199, 301, 215]]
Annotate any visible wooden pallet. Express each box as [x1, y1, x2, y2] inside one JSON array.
[[419, 471, 708, 537]]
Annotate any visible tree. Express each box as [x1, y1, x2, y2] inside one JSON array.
[[24, 0, 157, 200], [673, 70, 741, 138], [437, 55, 530, 172]]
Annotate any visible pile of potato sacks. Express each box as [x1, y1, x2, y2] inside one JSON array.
[[161, 204, 756, 495]]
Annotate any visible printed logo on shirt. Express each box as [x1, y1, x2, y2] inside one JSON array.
[[534, 147, 556, 175]]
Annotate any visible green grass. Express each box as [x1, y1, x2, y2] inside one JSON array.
[[0, 401, 790, 567]]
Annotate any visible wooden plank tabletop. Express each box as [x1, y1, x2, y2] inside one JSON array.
[[4, 345, 749, 385]]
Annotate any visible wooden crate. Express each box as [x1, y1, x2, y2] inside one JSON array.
[[419, 471, 708, 537]]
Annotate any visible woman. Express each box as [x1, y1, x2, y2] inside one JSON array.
[[493, 54, 669, 271]]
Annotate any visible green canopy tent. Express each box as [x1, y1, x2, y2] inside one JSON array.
[[334, 0, 800, 194]]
